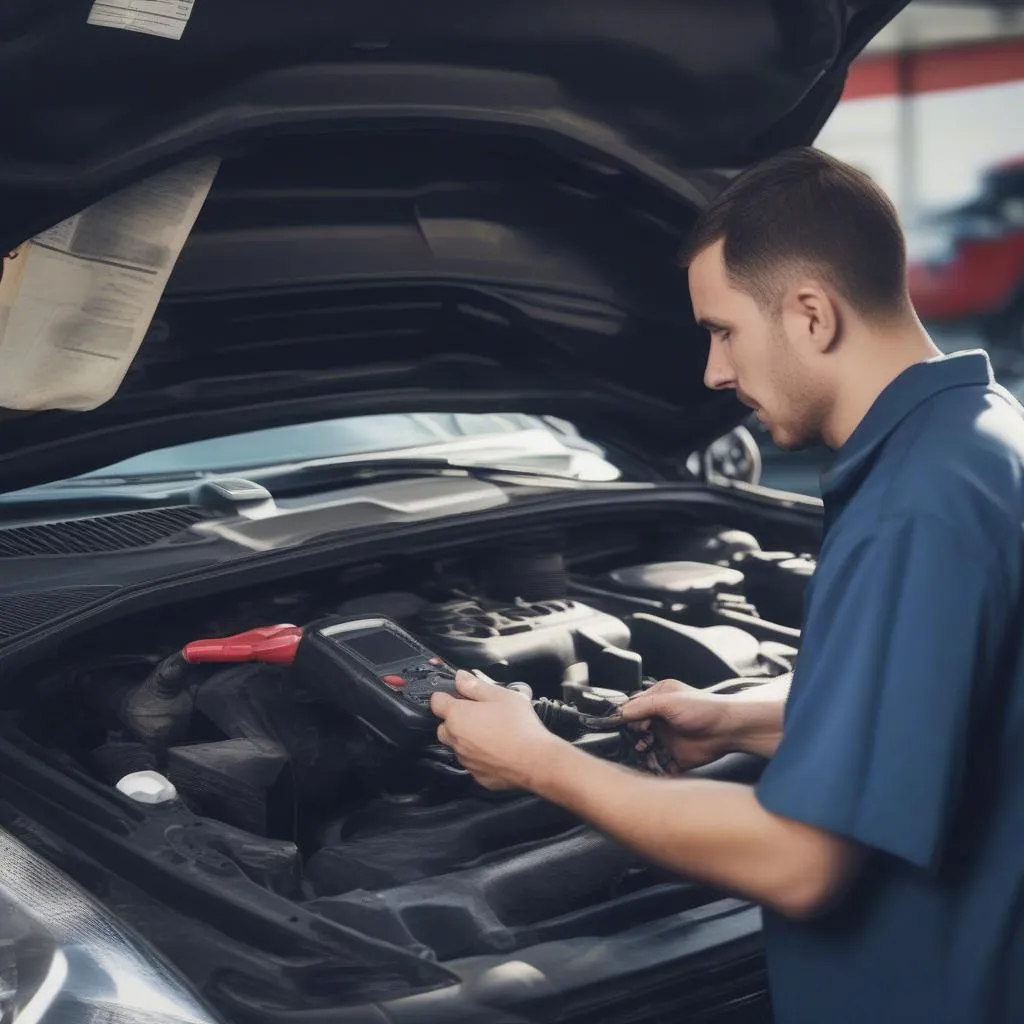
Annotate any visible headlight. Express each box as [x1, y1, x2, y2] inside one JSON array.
[[0, 828, 218, 1024]]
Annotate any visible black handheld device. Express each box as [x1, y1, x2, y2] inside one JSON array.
[[293, 616, 460, 749]]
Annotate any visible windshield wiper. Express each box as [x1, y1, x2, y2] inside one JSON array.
[[16, 453, 619, 508], [244, 456, 589, 494], [0, 459, 587, 518], [32, 460, 578, 491], [40, 471, 209, 488]]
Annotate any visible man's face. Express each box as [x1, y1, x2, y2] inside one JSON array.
[[687, 240, 829, 450]]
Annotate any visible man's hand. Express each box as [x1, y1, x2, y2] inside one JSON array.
[[619, 676, 790, 763], [617, 679, 734, 772], [430, 671, 562, 790]]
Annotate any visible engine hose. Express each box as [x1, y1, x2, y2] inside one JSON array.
[[118, 650, 194, 749], [531, 698, 583, 739], [531, 698, 622, 741]]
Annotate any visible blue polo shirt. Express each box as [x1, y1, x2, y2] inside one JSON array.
[[755, 350, 1024, 1024]]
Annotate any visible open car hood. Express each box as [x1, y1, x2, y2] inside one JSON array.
[[0, 0, 905, 492]]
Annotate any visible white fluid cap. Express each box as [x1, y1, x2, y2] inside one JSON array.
[[116, 770, 178, 805]]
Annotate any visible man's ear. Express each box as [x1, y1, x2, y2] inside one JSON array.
[[782, 280, 839, 354]]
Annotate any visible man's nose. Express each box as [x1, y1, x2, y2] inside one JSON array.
[[703, 337, 736, 391]]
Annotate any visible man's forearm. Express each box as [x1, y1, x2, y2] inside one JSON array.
[[720, 674, 791, 759], [527, 733, 856, 919]]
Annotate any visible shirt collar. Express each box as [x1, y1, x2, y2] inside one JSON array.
[[820, 349, 994, 500]]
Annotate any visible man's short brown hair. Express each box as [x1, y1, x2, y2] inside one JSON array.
[[682, 147, 910, 321]]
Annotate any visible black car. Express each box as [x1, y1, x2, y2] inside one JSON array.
[[0, 3, 902, 1022]]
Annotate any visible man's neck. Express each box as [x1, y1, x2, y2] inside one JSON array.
[[821, 322, 941, 450]]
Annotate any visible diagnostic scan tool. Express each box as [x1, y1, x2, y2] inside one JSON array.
[[293, 616, 460, 748]]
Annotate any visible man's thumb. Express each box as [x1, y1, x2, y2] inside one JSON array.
[[454, 669, 504, 700], [617, 693, 661, 722]]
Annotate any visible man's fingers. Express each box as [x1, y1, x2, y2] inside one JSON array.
[[436, 721, 451, 746], [455, 670, 506, 701], [619, 678, 691, 722], [646, 678, 688, 696], [618, 694, 662, 722], [454, 670, 481, 699], [431, 691, 455, 717]]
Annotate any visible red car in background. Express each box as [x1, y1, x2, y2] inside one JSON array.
[[908, 158, 1024, 354]]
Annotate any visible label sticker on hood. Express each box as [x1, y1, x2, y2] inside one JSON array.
[[0, 156, 219, 412], [87, 1, 196, 41]]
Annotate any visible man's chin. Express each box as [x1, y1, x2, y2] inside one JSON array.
[[767, 426, 812, 452]]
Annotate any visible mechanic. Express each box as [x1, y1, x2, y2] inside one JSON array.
[[431, 147, 1024, 1024]]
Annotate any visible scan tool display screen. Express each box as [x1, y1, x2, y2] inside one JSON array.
[[344, 628, 421, 667]]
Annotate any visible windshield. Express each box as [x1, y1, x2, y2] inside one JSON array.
[[28, 412, 623, 490]]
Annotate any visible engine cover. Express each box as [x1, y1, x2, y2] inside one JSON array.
[[604, 561, 745, 608], [414, 598, 629, 693]]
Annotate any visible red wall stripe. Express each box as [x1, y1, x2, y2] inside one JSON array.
[[844, 56, 901, 98], [844, 38, 1024, 100]]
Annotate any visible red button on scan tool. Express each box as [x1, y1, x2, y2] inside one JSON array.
[[382, 674, 407, 688]]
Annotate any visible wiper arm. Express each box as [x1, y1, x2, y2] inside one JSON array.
[[0, 459, 579, 521], [43, 470, 209, 487], [245, 457, 584, 494]]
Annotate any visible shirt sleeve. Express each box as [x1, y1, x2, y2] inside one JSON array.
[[755, 512, 1009, 872]]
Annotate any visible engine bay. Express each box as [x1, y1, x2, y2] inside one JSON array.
[[0, 518, 812, 1008]]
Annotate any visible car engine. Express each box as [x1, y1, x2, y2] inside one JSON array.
[[7, 523, 810, 974]]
